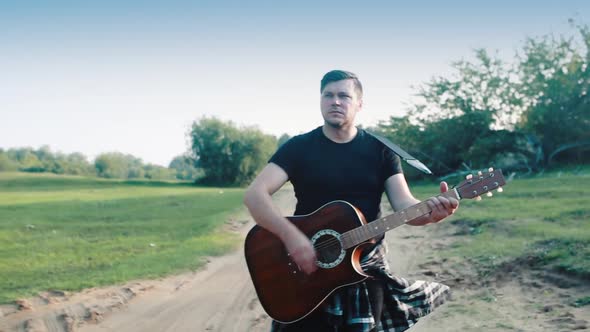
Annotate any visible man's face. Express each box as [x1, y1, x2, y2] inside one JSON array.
[[320, 79, 362, 129]]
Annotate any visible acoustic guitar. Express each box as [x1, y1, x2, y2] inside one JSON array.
[[244, 168, 506, 323]]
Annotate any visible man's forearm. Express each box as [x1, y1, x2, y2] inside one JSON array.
[[243, 187, 297, 241]]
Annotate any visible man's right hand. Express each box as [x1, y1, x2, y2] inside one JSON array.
[[280, 228, 318, 275]]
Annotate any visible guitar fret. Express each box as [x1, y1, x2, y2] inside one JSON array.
[[356, 228, 363, 243], [343, 192, 460, 249], [365, 228, 373, 240], [352, 230, 360, 247], [353, 229, 360, 244]]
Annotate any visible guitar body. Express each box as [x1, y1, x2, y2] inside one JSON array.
[[244, 201, 373, 323]]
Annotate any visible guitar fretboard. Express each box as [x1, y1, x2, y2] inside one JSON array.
[[340, 189, 460, 249]]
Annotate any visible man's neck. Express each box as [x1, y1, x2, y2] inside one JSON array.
[[322, 124, 358, 143]]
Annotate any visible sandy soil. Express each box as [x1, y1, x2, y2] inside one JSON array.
[[1, 188, 588, 332]]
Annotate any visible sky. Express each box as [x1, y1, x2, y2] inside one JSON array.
[[1, 1, 589, 167]]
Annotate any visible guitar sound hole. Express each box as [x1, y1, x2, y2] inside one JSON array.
[[311, 229, 345, 269], [314, 236, 344, 268]]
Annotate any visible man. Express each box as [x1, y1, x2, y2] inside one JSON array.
[[244, 70, 459, 332]]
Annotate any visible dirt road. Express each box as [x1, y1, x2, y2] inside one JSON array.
[[75, 189, 442, 332], [1, 188, 588, 332]]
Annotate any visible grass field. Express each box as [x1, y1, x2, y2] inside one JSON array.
[[410, 166, 590, 280], [1, 167, 589, 305], [0, 172, 245, 303]]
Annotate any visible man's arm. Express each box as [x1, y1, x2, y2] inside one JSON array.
[[243, 163, 317, 274], [384, 173, 459, 226]]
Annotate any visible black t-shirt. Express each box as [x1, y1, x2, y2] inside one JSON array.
[[269, 126, 403, 222]]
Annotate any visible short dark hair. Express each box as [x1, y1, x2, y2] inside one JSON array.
[[320, 70, 363, 98]]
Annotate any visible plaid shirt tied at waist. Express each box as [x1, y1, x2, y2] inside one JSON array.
[[272, 240, 451, 332]]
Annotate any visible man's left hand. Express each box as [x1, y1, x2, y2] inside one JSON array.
[[425, 181, 459, 224]]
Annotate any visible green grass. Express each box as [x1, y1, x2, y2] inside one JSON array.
[[572, 296, 590, 307], [410, 166, 590, 280], [0, 172, 245, 303], [2, 166, 589, 303]]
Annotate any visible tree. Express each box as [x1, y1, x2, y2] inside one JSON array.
[[142, 164, 175, 180], [17, 149, 44, 172], [169, 155, 203, 181], [94, 152, 144, 179], [0, 152, 18, 171], [412, 49, 523, 129], [516, 24, 590, 163], [234, 127, 278, 185], [64, 152, 94, 175], [190, 118, 241, 185], [375, 23, 590, 176], [189, 117, 277, 186], [375, 112, 493, 176]]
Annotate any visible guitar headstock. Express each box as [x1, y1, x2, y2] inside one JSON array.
[[455, 168, 506, 201]]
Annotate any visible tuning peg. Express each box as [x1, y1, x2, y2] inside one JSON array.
[[488, 167, 494, 172], [477, 171, 483, 176], [497, 187, 503, 193], [486, 192, 493, 197], [475, 196, 482, 201], [466, 174, 473, 180]]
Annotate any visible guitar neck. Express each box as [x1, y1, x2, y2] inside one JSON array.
[[340, 189, 460, 249]]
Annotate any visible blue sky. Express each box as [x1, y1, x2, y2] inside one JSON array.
[[1, 1, 589, 166]]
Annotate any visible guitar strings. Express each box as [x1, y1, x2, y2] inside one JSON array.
[[291, 174, 496, 264], [310, 206, 435, 253], [308, 183, 475, 254], [312, 200, 434, 252]]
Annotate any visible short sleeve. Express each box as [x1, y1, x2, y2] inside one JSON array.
[[381, 147, 403, 180], [268, 138, 300, 180]]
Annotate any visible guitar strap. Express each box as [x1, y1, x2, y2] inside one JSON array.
[[365, 131, 433, 175]]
